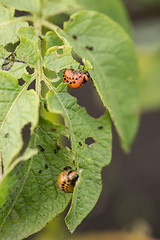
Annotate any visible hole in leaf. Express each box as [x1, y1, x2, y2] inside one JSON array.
[[68, 78, 106, 118], [39, 169, 42, 173], [58, 135, 71, 150], [79, 142, 82, 147], [14, 10, 31, 17], [26, 66, 34, 75], [18, 78, 25, 86], [85, 137, 95, 146], [10, 123, 32, 167], [57, 48, 63, 55], [27, 79, 35, 90], [19, 123, 31, 156], [71, 51, 83, 65], [5, 42, 20, 52], [47, 13, 69, 29]]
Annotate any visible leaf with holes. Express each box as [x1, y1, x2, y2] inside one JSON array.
[[0, 4, 28, 46], [7, 62, 27, 79], [43, 44, 79, 73], [15, 36, 40, 66], [0, 71, 39, 173], [47, 84, 112, 233], [18, 26, 38, 42], [45, 31, 64, 49], [0, 117, 74, 240], [58, 10, 140, 152]]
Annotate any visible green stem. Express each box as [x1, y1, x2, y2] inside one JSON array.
[[42, 19, 58, 32], [33, 15, 43, 97]]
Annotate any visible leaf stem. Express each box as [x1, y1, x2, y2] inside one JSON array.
[[42, 19, 58, 32], [33, 16, 43, 97]]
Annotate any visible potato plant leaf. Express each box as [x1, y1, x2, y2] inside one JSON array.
[[76, 0, 132, 35], [15, 36, 40, 66], [47, 84, 112, 232], [58, 10, 140, 151], [0, 4, 28, 46], [0, 117, 73, 240], [0, 71, 39, 172]]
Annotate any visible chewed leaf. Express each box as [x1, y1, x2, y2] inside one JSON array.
[[43, 44, 79, 73], [16, 36, 40, 66], [47, 84, 112, 232], [45, 31, 64, 49], [0, 117, 73, 240], [7, 62, 27, 79], [0, 4, 28, 45], [18, 26, 38, 42], [59, 10, 140, 151], [0, 71, 39, 172]]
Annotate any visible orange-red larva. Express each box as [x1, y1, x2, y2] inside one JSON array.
[[63, 67, 89, 88], [57, 170, 79, 193]]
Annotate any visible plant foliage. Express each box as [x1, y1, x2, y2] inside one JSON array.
[[0, 0, 140, 239]]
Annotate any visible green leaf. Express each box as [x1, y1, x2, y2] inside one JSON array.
[[47, 84, 112, 233], [45, 31, 64, 49], [7, 62, 27, 79], [18, 26, 38, 42], [43, 44, 79, 73], [0, 45, 9, 58], [0, 117, 73, 240], [76, 0, 132, 35], [59, 10, 140, 151], [1, 0, 40, 12], [15, 36, 40, 66], [42, 0, 80, 17], [0, 4, 28, 46], [0, 71, 39, 172]]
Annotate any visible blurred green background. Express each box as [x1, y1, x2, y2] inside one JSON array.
[[26, 0, 160, 239]]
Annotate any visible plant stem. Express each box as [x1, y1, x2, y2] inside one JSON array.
[[33, 15, 43, 97]]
